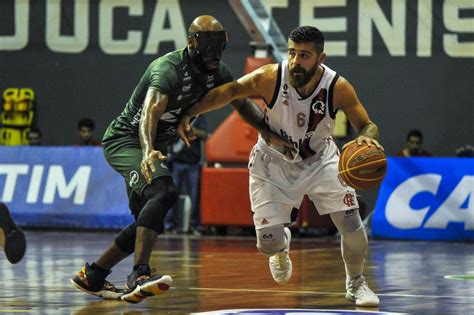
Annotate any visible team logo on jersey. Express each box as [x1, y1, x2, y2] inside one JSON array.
[[299, 89, 328, 159], [129, 171, 139, 187], [343, 192, 356, 207], [311, 100, 325, 115], [311, 89, 327, 115]]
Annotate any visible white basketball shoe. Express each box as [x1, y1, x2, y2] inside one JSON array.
[[346, 275, 380, 306], [269, 227, 292, 285]]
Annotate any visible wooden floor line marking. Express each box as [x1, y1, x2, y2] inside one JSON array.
[[186, 287, 474, 299]]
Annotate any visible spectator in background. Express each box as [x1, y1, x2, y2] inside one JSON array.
[[78, 118, 101, 146], [395, 129, 432, 157], [27, 127, 42, 145], [164, 115, 209, 235]]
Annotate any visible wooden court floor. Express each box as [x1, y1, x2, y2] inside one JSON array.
[[0, 231, 472, 314]]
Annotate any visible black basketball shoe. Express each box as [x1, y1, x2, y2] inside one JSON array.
[[71, 262, 125, 300], [0, 203, 26, 264], [121, 264, 172, 303]]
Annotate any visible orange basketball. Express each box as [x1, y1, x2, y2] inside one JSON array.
[[338, 142, 387, 190]]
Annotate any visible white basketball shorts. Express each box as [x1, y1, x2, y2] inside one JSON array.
[[248, 141, 359, 229]]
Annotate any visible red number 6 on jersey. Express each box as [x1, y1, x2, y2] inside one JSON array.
[[297, 112, 306, 127]]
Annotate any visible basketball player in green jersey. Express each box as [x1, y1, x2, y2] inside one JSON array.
[[71, 15, 292, 303]]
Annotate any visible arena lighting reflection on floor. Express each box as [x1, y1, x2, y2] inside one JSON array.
[[193, 309, 406, 315]]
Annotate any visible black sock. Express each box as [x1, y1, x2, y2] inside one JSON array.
[[133, 264, 149, 270], [133, 264, 150, 275], [90, 262, 110, 273]]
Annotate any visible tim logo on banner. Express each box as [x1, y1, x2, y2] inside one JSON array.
[[0, 146, 131, 229], [372, 157, 473, 241]]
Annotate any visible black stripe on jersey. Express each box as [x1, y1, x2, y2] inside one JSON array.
[[265, 62, 282, 109], [328, 74, 340, 120]]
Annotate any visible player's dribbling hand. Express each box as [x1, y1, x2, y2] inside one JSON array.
[[343, 136, 384, 151], [177, 115, 197, 147], [141, 150, 167, 184], [261, 128, 297, 160]]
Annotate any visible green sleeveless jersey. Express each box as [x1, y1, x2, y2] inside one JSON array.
[[102, 48, 233, 153]]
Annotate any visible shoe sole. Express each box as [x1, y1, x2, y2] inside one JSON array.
[[0, 204, 26, 264], [345, 292, 380, 307], [121, 275, 172, 304], [70, 278, 123, 300]]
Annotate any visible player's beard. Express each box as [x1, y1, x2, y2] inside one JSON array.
[[289, 62, 318, 88]]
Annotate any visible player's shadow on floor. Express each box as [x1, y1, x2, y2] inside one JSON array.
[[72, 300, 145, 315]]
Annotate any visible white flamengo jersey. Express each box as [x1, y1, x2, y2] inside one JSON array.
[[258, 60, 340, 163]]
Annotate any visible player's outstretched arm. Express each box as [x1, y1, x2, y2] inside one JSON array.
[[187, 68, 265, 117], [230, 98, 296, 158], [334, 76, 383, 150], [230, 97, 266, 130], [139, 88, 169, 184]]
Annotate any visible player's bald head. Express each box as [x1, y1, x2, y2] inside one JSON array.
[[187, 15, 227, 74], [188, 15, 224, 34]]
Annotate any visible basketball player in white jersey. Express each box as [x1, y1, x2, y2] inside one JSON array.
[[182, 26, 383, 307]]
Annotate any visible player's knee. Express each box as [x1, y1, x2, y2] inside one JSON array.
[[136, 177, 178, 234], [114, 223, 137, 254], [330, 209, 366, 234], [161, 179, 178, 210], [256, 225, 287, 256], [331, 210, 368, 251]]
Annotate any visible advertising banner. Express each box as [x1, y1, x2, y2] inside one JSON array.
[[0, 146, 133, 229], [372, 157, 473, 240]]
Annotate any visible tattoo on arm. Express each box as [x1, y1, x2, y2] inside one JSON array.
[[231, 98, 267, 132]]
